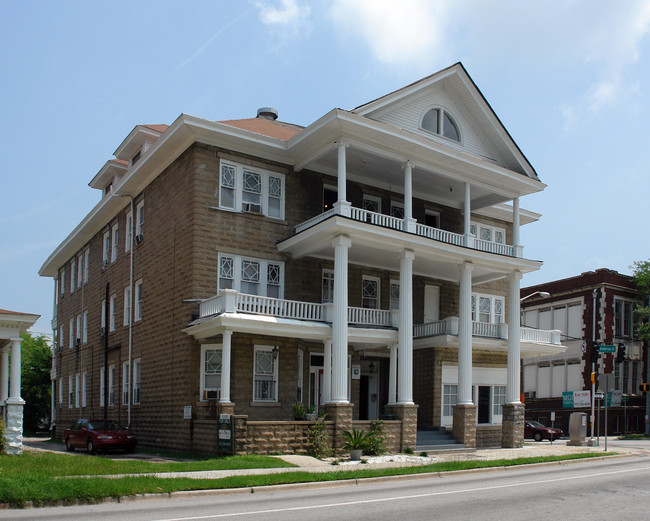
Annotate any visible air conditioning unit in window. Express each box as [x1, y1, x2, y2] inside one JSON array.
[[242, 203, 262, 214], [135, 234, 144, 245], [203, 389, 220, 400]]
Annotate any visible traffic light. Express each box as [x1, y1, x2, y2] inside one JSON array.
[[591, 372, 599, 386], [616, 343, 626, 364], [591, 343, 599, 363], [640, 383, 649, 393]]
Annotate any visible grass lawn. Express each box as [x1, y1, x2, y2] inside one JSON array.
[[0, 451, 610, 508]]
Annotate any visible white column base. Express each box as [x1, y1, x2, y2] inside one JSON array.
[[4, 400, 24, 455]]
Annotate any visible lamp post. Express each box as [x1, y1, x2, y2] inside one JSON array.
[[520, 291, 551, 302]]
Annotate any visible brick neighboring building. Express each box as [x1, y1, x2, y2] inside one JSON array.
[[521, 269, 647, 435], [40, 63, 562, 454]]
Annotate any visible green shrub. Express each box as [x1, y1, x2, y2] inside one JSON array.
[[0, 418, 5, 454], [403, 446, 414, 455], [307, 418, 332, 459], [364, 419, 386, 455], [419, 451, 429, 458], [340, 428, 372, 451], [292, 402, 305, 420]]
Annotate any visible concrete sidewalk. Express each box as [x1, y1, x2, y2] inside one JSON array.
[[22, 437, 638, 481]]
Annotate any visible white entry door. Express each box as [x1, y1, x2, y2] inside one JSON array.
[[424, 285, 440, 323]]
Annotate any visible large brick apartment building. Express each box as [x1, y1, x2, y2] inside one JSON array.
[[40, 63, 563, 453], [521, 269, 647, 435]]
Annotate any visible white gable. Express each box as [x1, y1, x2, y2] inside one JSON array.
[[353, 64, 536, 179]]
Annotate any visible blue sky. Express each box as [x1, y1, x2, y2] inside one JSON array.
[[2, 0, 649, 336]]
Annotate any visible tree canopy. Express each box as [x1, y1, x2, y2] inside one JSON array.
[[20, 332, 52, 432], [631, 260, 650, 341]]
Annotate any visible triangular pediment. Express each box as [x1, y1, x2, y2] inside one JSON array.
[[352, 63, 537, 180]]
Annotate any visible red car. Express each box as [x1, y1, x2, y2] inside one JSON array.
[[524, 420, 564, 442], [63, 419, 137, 454]]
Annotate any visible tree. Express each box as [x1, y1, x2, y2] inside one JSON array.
[[20, 332, 52, 432], [631, 260, 650, 341], [630, 260, 650, 436]]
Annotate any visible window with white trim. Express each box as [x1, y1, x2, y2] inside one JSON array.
[[124, 287, 131, 326], [60, 268, 65, 299], [135, 279, 143, 321], [83, 310, 88, 343], [136, 200, 144, 239], [362, 275, 380, 309], [122, 362, 129, 405], [390, 201, 404, 219], [70, 259, 76, 293], [443, 384, 457, 417], [101, 299, 106, 330], [421, 108, 461, 142], [60, 324, 64, 350], [425, 210, 441, 228], [253, 346, 278, 402], [470, 222, 506, 245], [201, 345, 222, 401], [68, 375, 74, 408], [322, 270, 334, 303], [218, 254, 284, 298], [58, 377, 63, 408], [109, 294, 116, 332], [108, 365, 115, 406], [217, 160, 285, 219], [125, 211, 133, 252], [614, 299, 635, 339], [103, 231, 110, 266], [100, 368, 105, 407], [390, 280, 400, 310], [84, 247, 90, 283], [75, 373, 81, 408], [362, 194, 381, 214], [82, 371, 87, 407], [133, 359, 141, 404], [76, 314, 81, 345], [471, 293, 505, 324], [111, 223, 119, 263], [493, 385, 506, 416], [69, 318, 74, 348], [77, 253, 83, 288]]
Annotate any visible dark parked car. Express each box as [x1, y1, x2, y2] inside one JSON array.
[[524, 420, 564, 441], [63, 419, 137, 454]]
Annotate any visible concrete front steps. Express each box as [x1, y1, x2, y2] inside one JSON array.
[[415, 427, 475, 454]]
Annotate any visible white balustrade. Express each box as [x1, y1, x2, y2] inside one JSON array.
[[520, 327, 562, 345], [295, 208, 336, 233], [348, 306, 392, 326], [472, 322, 501, 338]]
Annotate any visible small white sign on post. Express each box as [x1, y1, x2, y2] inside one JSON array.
[[184, 406, 192, 420], [550, 411, 555, 421]]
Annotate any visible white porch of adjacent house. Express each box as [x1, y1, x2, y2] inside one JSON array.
[[0, 309, 40, 455]]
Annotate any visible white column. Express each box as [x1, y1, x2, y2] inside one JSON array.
[[9, 338, 22, 400], [334, 142, 351, 217], [331, 235, 351, 403], [220, 330, 232, 403], [0, 347, 8, 403], [323, 339, 332, 404], [388, 343, 397, 405], [397, 249, 415, 404], [507, 271, 523, 404], [458, 262, 474, 405], [403, 161, 416, 232], [512, 197, 523, 257], [464, 182, 471, 235]]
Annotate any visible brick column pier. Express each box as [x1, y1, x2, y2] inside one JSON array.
[[452, 403, 477, 448], [384, 403, 418, 451], [325, 402, 353, 455], [501, 402, 525, 448]]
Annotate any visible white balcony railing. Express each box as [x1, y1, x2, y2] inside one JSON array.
[[521, 327, 562, 345], [293, 206, 518, 257], [348, 306, 392, 327]]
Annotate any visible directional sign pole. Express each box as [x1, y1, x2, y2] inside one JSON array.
[[604, 374, 608, 452]]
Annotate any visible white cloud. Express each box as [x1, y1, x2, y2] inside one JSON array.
[[256, 0, 311, 36], [328, 0, 452, 69]]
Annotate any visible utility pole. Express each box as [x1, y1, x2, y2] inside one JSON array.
[[589, 288, 598, 445]]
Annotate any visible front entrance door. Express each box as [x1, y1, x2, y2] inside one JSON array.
[[424, 285, 440, 323], [359, 360, 380, 420]]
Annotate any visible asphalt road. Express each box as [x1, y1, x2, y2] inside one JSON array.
[[4, 453, 650, 521]]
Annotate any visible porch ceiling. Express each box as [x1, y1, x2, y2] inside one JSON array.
[[277, 215, 542, 285]]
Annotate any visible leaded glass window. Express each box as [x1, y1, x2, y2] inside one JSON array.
[[220, 164, 236, 209], [241, 260, 260, 295], [268, 175, 282, 218], [267, 263, 280, 298], [219, 256, 234, 290]]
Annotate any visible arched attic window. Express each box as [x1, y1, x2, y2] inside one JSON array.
[[421, 108, 461, 142]]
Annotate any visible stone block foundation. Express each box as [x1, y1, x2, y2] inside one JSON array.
[[452, 404, 477, 448], [501, 402, 525, 448]]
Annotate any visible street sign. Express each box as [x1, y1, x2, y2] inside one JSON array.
[[594, 392, 605, 399], [598, 344, 616, 353], [218, 414, 234, 454]]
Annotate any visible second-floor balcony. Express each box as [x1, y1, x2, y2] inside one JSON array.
[[197, 290, 562, 350], [295, 206, 517, 257]]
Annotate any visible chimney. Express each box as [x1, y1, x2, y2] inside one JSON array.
[[256, 107, 278, 120]]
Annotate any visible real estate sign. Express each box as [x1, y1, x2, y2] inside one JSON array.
[[562, 390, 592, 408]]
